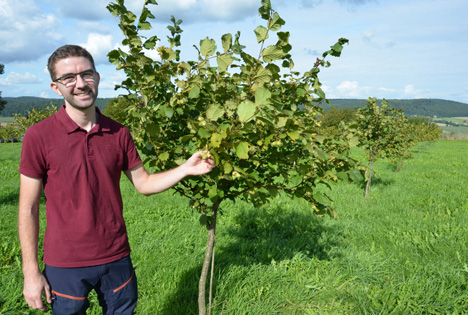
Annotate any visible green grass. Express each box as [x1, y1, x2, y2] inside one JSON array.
[[2, 141, 468, 314], [0, 117, 14, 124]]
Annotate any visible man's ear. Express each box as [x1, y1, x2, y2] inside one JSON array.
[[50, 82, 63, 97]]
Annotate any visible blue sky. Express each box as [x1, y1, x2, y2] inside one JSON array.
[[1, 0, 467, 103]]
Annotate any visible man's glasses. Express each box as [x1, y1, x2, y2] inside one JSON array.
[[53, 69, 97, 87]]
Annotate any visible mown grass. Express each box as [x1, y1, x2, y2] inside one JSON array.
[[1, 140, 468, 314]]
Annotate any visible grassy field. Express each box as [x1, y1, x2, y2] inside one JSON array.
[[0, 117, 14, 124], [1, 140, 468, 314]]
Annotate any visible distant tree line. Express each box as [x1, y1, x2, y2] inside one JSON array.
[[1, 97, 110, 116], [321, 98, 468, 117], [2, 96, 468, 118]]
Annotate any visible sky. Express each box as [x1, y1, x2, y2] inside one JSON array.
[[0, 0, 467, 103]]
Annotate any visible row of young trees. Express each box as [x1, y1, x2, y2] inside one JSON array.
[[319, 97, 441, 197], [0, 104, 58, 147]]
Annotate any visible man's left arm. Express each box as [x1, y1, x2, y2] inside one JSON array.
[[124, 151, 214, 196]]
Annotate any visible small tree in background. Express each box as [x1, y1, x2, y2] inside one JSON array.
[[12, 103, 58, 137], [0, 64, 7, 114], [107, 0, 363, 313], [102, 97, 132, 124], [355, 98, 411, 197], [319, 108, 356, 136]]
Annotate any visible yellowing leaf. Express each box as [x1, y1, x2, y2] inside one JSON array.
[[200, 37, 216, 57], [159, 152, 169, 161], [210, 133, 224, 148], [236, 142, 249, 159], [223, 162, 233, 174], [287, 131, 300, 141]]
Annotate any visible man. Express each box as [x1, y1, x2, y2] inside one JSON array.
[[18, 45, 214, 314]]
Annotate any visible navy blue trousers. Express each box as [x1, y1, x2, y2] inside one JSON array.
[[43, 255, 138, 315]]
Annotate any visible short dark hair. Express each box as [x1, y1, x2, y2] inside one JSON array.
[[47, 45, 96, 81]]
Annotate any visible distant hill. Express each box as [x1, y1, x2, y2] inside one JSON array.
[[321, 99, 468, 117], [2, 96, 468, 118], [1, 97, 111, 117]]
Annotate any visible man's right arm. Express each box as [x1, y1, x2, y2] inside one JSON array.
[[18, 174, 51, 311]]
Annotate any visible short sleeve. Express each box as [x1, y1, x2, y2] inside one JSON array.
[[19, 126, 47, 179], [122, 127, 142, 171]]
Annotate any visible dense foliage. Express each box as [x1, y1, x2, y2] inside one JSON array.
[[107, 0, 361, 312]]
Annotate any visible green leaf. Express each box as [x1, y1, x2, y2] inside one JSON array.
[[290, 174, 302, 187], [262, 45, 285, 63], [206, 104, 225, 121], [217, 54, 234, 72], [348, 136, 359, 147], [223, 162, 233, 174], [189, 86, 200, 99], [313, 191, 330, 206], [159, 151, 169, 161], [254, 26, 269, 43], [138, 21, 152, 30], [221, 33, 232, 52], [269, 12, 285, 32], [198, 128, 210, 138], [255, 86, 271, 106], [253, 67, 272, 84], [200, 37, 216, 57], [237, 101, 256, 123], [258, 0, 271, 20], [236, 142, 249, 159], [337, 172, 349, 182], [165, 107, 174, 118], [199, 214, 207, 226], [349, 169, 364, 182], [287, 131, 300, 141]]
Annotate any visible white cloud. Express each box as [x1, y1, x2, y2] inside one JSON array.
[[49, 0, 110, 20], [0, 72, 43, 86], [336, 81, 368, 98], [40, 92, 50, 98], [147, 0, 259, 23], [379, 87, 395, 92], [81, 33, 114, 65], [0, 0, 62, 62]]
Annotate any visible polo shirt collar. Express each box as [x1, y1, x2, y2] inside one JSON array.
[[56, 105, 111, 134]]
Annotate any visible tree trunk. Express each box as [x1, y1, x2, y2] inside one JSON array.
[[365, 149, 374, 198], [198, 202, 219, 315]]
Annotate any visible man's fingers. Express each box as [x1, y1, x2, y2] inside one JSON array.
[[44, 283, 52, 304]]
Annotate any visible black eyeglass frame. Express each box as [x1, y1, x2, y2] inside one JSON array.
[[53, 69, 97, 86]]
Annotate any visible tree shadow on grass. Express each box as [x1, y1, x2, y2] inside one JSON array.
[[158, 203, 343, 314], [0, 190, 19, 206]]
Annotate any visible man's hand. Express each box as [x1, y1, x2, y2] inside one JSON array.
[[23, 271, 52, 311], [184, 151, 215, 176]]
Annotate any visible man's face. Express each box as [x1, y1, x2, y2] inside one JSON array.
[[50, 56, 100, 111]]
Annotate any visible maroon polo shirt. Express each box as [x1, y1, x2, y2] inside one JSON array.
[[19, 105, 142, 267]]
